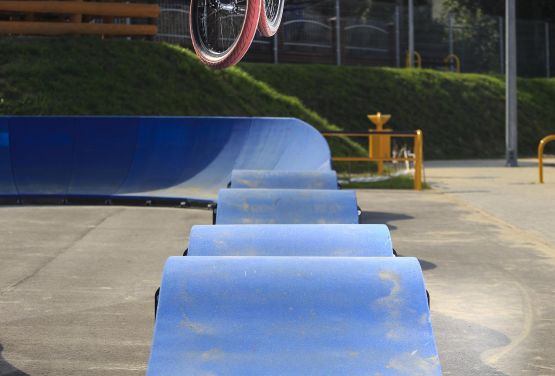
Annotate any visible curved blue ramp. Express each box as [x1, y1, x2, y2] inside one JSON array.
[[148, 256, 441, 376], [0, 117, 331, 203], [188, 224, 393, 256], [230, 169, 338, 189], [216, 189, 359, 224]]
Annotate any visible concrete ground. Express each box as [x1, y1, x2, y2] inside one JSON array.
[[1, 159, 554, 375]]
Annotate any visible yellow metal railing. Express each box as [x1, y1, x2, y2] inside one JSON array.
[[321, 129, 424, 191], [406, 51, 422, 69], [444, 54, 461, 73], [538, 135, 555, 183]]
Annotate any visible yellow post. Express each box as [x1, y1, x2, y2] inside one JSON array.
[[367, 112, 392, 175], [538, 135, 555, 184], [406, 51, 422, 68], [414, 130, 423, 191], [444, 54, 461, 73]]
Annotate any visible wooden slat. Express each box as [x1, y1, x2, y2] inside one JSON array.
[[0, 1, 160, 18], [0, 21, 157, 35], [71, 0, 82, 23]]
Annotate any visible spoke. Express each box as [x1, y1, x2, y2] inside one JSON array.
[[194, 0, 247, 55], [219, 16, 224, 49]]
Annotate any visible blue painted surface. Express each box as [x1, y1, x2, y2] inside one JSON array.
[[1, 116, 440, 372], [148, 256, 441, 376], [230, 169, 338, 189], [188, 224, 393, 256], [0, 117, 331, 201], [0, 122, 16, 195], [216, 189, 359, 224]]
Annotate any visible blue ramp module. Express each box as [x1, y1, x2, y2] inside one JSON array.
[[215, 189, 359, 224], [0, 117, 331, 203], [148, 256, 441, 376], [230, 169, 338, 189], [188, 224, 393, 257]]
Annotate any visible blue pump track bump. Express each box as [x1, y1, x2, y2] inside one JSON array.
[[188, 224, 393, 256], [216, 188, 359, 224], [148, 256, 441, 376], [230, 169, 338, 189]]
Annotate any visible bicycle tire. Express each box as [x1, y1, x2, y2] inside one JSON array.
[[190, 0, 261, 69], [258, 0, 284, 37]]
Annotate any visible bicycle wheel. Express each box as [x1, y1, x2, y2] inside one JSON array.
[[258, 0, 284, 37], [190, 0, 261, 69]]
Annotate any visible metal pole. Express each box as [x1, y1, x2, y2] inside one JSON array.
[[505, 0, 518, 167], [546, 22, 551, 78], [335, 0, 341, 66], [395, 5, 401, 68], [273, 33, 279, 64], [448, 12, 454, 71], [498, 17, 505, 74], [408, 0, 414, 67], [448, 12, 454, 55], [414, 130, 423, 191]]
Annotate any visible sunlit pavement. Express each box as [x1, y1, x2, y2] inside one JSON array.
[[1, 161, 555, 375], [358, 158, 555, 375]]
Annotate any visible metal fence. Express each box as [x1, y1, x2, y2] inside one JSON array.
[[155, 0, 555, 77]]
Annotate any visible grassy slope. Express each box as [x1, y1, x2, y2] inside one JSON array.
[[242, 64, 555, 158], [0, 38, 361, 156], [1, 38, 554, 159]]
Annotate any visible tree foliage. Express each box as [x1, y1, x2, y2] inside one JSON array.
[[444, 0, 555, 21]]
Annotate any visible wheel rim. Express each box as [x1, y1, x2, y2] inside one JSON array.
[[192, 0, 248, 58], [264, 0, 280, 26]]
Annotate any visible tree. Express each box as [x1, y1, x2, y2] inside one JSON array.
[[442, 0, 500, 72], [444, 0, 555, 21]]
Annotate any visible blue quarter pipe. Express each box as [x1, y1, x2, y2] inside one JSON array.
[[0, 116, 331, 203]]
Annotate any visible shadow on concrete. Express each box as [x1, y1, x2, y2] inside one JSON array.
[[433, 312, 510, 376], [0, 344, 29, 376], [441, 190, 490, 194], [418, 259, 437, 271], [359, 211, 413, 231], [392, 251, 437, 271]]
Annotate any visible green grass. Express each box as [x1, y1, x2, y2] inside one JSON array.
[[241, 64, 555, 159], [340, 175, 431, 190], [1, 38, 555, 159], [0, 38, 362, 157]]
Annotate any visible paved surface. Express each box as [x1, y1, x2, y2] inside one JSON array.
[[0, 207, 211, 376], [1, 160, 555, 375], [426, 159, 555, 246]]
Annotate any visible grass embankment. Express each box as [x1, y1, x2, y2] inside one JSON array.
[[0, 38, 361, 156], [242, 64, 555, 159], [1, 38, 554, 159]]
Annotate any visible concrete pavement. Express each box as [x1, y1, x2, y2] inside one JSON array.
[[1, 161, 555, 375], [0, 206, 211, 375], [425, 159, 555, 246]]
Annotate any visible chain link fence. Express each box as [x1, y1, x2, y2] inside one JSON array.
[[155, 0, 554, 77]]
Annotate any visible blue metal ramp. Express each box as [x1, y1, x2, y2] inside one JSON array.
[[216, 189, 359, 224], [148, 256, 441, 375], [230, 169, 338, 189], [188, 224, 393, 256], [0, 117, 331, 203]]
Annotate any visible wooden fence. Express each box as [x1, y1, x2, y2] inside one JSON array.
[[0, 0, 159, 37]]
